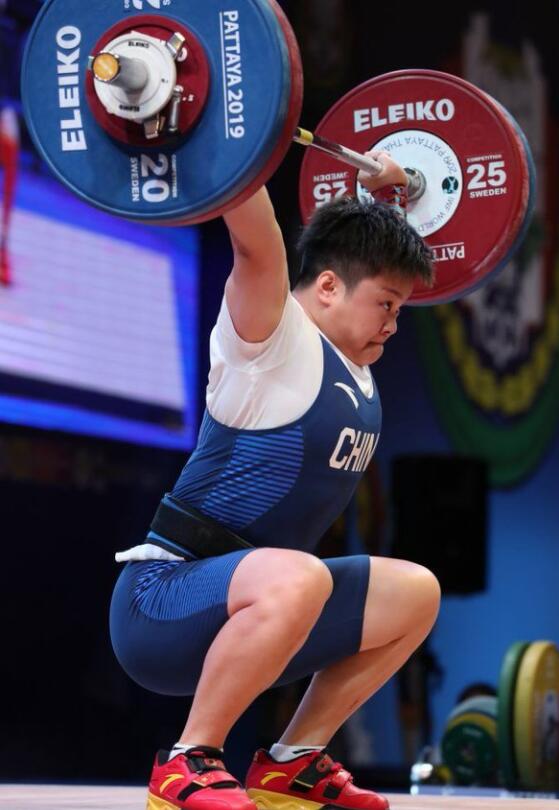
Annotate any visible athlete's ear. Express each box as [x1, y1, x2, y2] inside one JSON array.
[[316, 270, 342, 306]]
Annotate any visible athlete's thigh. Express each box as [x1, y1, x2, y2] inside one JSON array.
[[109, 551, 253, 697], [274, 554, 371, 687]]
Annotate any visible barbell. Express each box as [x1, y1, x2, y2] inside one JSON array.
[[21, 0, 535, 305]]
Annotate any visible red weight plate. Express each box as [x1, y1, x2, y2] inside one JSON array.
[[85, 14, 211, 149], [169, 0, 303, 226], [299, 69, 532, 305]]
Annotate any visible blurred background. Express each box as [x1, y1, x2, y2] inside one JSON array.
[[1, 0, 558, 791]]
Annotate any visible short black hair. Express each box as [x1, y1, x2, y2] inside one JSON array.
[[294, 197, 434, 291]]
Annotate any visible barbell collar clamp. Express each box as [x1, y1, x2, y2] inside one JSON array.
[[165, 32, 187, 60], [167, 85, 184, 133], [144, 115, 163, 140], [405, 167, 427, 201]]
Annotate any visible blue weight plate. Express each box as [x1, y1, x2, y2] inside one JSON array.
[[162, 0, 303, 226], [22, 0, 295, 221]]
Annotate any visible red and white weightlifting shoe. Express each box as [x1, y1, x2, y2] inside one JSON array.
[[147, 747, 257, 810], [245, 749, 389, 810]]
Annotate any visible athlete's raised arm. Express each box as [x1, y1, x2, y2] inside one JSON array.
[[223, 186, 289, 344], [222, 153, 407, 344]]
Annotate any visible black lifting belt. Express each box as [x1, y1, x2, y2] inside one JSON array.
[[149, 495, 254, 559]]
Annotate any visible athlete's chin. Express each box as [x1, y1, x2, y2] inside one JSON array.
[[364, 343, 385, 364], [346, 342, 385, 365]]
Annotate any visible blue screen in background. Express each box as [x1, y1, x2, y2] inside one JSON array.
[[0, 168, 199, 450]]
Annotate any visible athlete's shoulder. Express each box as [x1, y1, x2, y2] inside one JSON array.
[[212, 291, 319, 366], [216, 290, 307, 334]]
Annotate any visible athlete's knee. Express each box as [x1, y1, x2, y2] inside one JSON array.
[[262, 551, 332, 619], [290, 551, 334, 604], [230, 548, 332, 627], [363, 557, 440, 646], [407, 563, 441, 626]]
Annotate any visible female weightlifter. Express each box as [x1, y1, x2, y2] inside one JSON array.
[[110, 152, 441, 810]]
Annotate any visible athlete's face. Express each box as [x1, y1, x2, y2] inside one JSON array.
[[319, 271, 415, 366]]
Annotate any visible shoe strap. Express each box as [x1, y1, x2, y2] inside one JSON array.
[[184, 748, 228, 775], [291, 753, 354, 795], [176, 769, 240, 802], [190, 770, 239, 789], [291, 753, 335, 792]]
